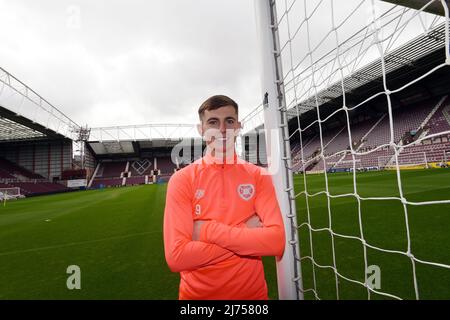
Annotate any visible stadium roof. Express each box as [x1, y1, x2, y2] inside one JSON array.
[[88, 123, 199, 142], [381, 0, 446, 16], [0, 105, 73, 143], [0, 67, 80, 143], [86, 124, 201, 157], [0, 112, 46, 141], [0, 64, 200, 152], [240, 2, 448, 136], [286, 22, 448, 120], [87, 139, 200, 157]]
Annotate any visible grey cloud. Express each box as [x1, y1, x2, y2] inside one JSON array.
[[0, 0, 261, 127]]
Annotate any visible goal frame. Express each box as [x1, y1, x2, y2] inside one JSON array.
[[0, 187, 21, 201]]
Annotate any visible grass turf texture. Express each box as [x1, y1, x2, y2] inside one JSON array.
[[0, 168, 449, 299]]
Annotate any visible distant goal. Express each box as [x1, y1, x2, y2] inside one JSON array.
[[0, 187, 23, 201], [378, 152, 428, 170]]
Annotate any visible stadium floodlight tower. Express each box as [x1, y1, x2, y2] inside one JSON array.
[[255, 0, 449, 300], [72, 125, 91, 169]]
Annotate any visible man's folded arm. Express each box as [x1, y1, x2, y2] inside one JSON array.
[[199, 169, 286, 257], [163, 171, 235, 273]]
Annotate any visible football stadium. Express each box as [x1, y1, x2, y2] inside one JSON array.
[[1, 0, 450, 300]]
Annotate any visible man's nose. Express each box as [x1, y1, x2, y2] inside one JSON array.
[[219, 122, 227, 134]]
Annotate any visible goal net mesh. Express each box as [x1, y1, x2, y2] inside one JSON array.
[[253, 0, 450, 299]]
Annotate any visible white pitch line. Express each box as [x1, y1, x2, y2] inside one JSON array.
[[0, 230, 161, 257]]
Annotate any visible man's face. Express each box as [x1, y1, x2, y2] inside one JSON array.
[[198, 105, 241, 156]]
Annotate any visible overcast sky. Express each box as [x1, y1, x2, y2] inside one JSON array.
[[0, 0, 440, 131], [0, 0, 261, 128]]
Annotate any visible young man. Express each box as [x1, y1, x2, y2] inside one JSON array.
[[163, 95, 285, 300]]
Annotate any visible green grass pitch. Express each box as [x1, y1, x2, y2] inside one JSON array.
[[295, 168, 450, 300], [0, 168, 449, 299]]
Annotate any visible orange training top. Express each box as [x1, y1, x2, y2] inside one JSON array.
[[163, 153, 286, 300]]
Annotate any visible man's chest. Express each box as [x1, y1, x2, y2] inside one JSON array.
[[190, 168, 257, 225]]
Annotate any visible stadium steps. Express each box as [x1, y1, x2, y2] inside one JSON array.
[[357, 114, 387, 150], [310, 126, 345, 171], [395, 96, 449, 160], [0, 157, 45, 180], [88, 162, 101, 188], [420, 95, 447, 130]]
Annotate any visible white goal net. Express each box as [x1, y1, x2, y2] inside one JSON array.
[[254, 0, 450, 300]]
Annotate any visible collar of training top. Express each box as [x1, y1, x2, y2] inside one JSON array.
[[201, 151, 242, 166]]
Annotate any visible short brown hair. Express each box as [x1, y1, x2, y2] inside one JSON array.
[[198, 95, 238, 120]]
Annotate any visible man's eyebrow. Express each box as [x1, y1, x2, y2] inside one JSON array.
[[205, 116, 237, 122]]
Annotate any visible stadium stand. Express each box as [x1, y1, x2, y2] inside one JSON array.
[[98, 161, 127, 178], [291, 94, 450, 172], [90, 178, 124, 188], [90, 161, 125, 188], [125, 176, 146, 186], [8, 182, 68, 195], [129, 159, 153, 176], [87, 154, 184, 188], [0, 156, 70, 196], [0, 168, 15, 179], [156, 157, 177, 174], [0, 157, 44, 180], [426, 97, 450, 135]]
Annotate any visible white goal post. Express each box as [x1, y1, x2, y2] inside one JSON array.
[[444, 150, 450, 163], [255, 0, 303, 300]]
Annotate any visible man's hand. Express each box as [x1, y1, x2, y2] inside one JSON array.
[[192, 220, 206, 241], [245, 214, 263, 228]]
